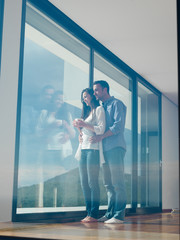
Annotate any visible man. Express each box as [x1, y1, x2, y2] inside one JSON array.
[[38, 85, 55, 111], [90, 80, 127, 224]]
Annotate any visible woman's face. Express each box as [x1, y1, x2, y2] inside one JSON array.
[[82, 91, 92, 106], [55, 94, 63, 108]]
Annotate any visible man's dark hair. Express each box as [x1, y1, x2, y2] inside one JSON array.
[[93, 80, 110, 94], [41, 85, 54, 95]]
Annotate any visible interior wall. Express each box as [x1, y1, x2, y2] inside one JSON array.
[[162, 96, 179, 210], [0, 0, 22, 222], [0, 0, 179, 222]]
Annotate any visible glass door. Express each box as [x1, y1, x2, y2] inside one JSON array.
[[14, 3, 90, 219], [137, 81, 161, 209], [13, 1, 162, 222], [94, 52, 133, 209]]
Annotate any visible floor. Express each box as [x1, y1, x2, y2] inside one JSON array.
[[0, 212, 179, 240]]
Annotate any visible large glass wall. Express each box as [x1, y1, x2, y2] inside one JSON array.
[[13, 0, 162, 221], [16, 3, 90, 214], [137, 81, 161, 208], [94, 53, 133, 207]]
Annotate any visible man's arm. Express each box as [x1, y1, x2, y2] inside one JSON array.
[[89, 100, 126, 143], [109, 101, 126, 135], [89, 129, 113, 143]]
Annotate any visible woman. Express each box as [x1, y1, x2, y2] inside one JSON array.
[[73, 88, 105, 222], [37, 90, 75, 175]]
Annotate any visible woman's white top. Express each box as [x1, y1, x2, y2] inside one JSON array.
[[75, 106, 106, 164], [81, 106, 105, 150]]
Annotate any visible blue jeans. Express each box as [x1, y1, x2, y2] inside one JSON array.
[[102, 147, 127, 220], [79, 149, 100, 219]]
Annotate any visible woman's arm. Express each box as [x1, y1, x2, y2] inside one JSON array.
[[73, 106, 106, 134]]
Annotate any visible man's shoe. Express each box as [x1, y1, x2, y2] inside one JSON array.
[[104, 217, 124, 224], [98, 215, 109, 222]]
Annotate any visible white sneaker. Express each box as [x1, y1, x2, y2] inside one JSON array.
[[98, 216, 109, 222], [104, 217, 124, 224]]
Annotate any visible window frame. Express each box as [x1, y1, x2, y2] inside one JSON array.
[[0, 0, 5, 75], [12, 0, 162, 222]]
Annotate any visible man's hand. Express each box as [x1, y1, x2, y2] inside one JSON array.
[[89, 135, 103, 143]]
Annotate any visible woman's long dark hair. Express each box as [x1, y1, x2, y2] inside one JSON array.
[[81, 88, 100, 120]]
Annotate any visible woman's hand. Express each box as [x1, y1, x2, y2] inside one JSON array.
[[62, 120, 68, 127], [55, 120, 62, 127], [73, 119, 86, 128]]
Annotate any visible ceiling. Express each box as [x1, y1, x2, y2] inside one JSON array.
[[49, 0, 178, 105]]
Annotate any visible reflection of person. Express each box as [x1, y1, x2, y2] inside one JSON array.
[[36, 90, 76, 207], [36, 85, 55, 111], [37, 90, 75, 173], [21, 85, 55, 135], [90, 80, 127, 224], [73, 88, 105, 223]]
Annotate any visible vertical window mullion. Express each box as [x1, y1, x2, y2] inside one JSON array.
[[159, 94, 162, 210], [0, 0, 5, 75], [89, 48, 94, 88], [132, 75, 138, 209]]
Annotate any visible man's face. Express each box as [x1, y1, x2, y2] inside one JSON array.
[[43, 89, 54, 102], [55, 94, 63, 108], [93, 84, 104, 101]]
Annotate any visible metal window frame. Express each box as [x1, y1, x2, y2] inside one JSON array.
[[0, 0, 5, 76], [12, 0, 162, 222]]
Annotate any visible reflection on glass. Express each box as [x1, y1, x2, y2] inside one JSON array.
[[15, 3, 161, 217], [137, 82, 160, 207], [17, 4, 90, 213], [35, 91, 76, 207], [94, 52, 132, 207]]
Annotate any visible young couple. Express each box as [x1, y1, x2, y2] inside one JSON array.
[[73, 80, 127, 224]]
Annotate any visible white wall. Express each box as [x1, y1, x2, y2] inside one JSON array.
[[0, 0, 22, 222], [162, 96, 179, 210], [0, 0, 179, 222]]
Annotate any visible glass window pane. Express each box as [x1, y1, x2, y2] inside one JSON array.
[[17, 3, 90, 214], [137, 81, 160, 208], [94, 52, 133, 208]]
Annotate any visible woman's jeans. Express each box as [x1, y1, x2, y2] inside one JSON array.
[[79, 149, 100, 219], [102, 147, 127, 220]]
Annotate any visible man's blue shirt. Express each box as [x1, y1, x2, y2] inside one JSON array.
[[102, 96, 126, 152]]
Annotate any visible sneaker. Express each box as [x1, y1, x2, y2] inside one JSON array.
[[104, 217, 124, 224], [98, 215, 109, 222]]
